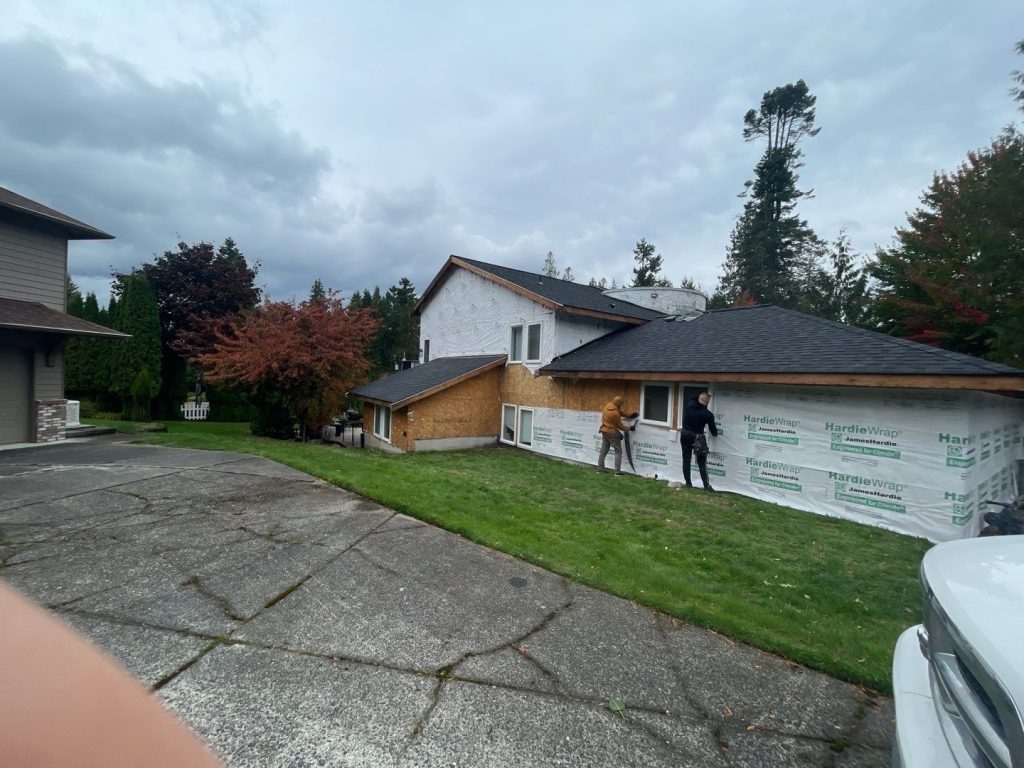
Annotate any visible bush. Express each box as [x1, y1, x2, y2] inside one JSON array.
[[205, 383, 254, 422]]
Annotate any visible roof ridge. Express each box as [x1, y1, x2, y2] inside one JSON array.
[[767, 305, 1019, 374]]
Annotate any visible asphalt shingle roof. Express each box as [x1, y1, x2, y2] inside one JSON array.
[[0, 297, 128, 338], [452, 257, 664, 321], [0, 186, 114, 240], [351, 354, 507, 406], [540, 305, 1023, 377]]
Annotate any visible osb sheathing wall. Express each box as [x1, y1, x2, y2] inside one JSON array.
[[404, 367, 503, 449], [501, 364, 649, 421]]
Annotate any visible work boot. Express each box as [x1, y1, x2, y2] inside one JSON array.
[[699, 467, 714, 492]]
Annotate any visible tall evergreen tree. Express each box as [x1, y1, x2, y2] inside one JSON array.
[[631, 238, 672, 287], [309, 278, 327, 303], [542, 251, 558, 277], [720, 80, 821, 307], [110, 271, 162, 413]]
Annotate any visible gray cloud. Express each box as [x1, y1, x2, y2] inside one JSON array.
[[1, 0, 1022, 307]]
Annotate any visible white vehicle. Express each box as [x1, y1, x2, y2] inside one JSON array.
[[892, 536, 1024, 767]]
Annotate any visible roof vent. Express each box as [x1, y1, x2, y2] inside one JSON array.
[[680, 310, 703, 322]]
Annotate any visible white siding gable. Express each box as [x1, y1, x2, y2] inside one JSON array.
[[419, 268, 556, 371]]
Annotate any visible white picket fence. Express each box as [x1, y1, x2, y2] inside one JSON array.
[[180, 402, 210, 421]]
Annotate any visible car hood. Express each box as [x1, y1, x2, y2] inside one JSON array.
[[922, 536, 1024, 706]]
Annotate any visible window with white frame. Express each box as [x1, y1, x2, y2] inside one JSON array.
[[518, 408, 534, 447], [640, 382, 672, 426], [423, 339, 430, 363], [509, 326, 523, 363], [526, 323, 541, 362], [373, 405, 392, 442], [501, 404, 517, 444]]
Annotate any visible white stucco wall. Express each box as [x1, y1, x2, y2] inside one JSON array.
[[419, 268, 557, 372], [553, 314, 630, 357], [419, 267, 635, 369]]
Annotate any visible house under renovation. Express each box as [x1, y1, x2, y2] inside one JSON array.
[[351, 256, 1024, 543]]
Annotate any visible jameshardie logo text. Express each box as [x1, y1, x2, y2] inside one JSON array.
[[744, 414, 799, 445], [826, 421, 901, 459]]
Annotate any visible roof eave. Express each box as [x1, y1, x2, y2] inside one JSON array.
[[0, 203, 114, 240], [0, 321, 130, 338], [540, 369, 1024, 392]]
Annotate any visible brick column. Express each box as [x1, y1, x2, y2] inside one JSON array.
[[34, 399, 67, 443]]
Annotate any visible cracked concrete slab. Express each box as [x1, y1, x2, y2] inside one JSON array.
[[236, 523, 570, 671], [399, 681, 723, 767], [451, 647, 560, 693], [160, 644, 433, 767], [718, 728, 835, 767], [661, 622, 864, 741], [59, 610, 212, 687], [522, 585, 695, 713], [0, 439, 894, 766]]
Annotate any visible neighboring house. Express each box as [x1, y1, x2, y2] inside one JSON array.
[[0, 186, 126, 445], [351, 255, 1024, 542]]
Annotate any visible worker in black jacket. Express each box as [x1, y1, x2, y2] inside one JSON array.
[[680, 392, 718, 491]]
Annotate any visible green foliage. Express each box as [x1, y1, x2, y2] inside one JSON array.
[[350, 278, 421, 375], [542, 250, 558, 277], [309, 278, 327, 303], [141, 423, 930, 692], [720, 80, 822, 308], [798, 232, 870, 325], [204, 382, 254, 422], [870, 132, 1024, 366], [631, 238, 673, 287], [130, 367, 153, 421], [110, 272, 162, 407]]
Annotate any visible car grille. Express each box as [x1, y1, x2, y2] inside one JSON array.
[[921, 568, 1023, 768]]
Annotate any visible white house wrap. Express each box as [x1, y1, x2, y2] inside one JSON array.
[[509, 384, 1024, 543]]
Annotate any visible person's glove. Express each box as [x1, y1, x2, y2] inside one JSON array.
[[627, 411, 639, 419]]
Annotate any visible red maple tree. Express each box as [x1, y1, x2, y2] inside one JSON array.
[[198, 297, 379, 438]]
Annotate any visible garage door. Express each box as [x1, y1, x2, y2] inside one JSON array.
[[0, 347, 32, 444]]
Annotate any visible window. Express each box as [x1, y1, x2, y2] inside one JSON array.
[[640, 382, 672, 426], [501, 404, 517, 444], [679, 384, 710, 423], [509, 326, 523, 363], [373, 405, 392, 442], [423, 340, 430, 363], [518, 408, 534, 447], [526, 323, 541, 362]]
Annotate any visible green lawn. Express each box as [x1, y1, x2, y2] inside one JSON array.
[[87, 418, 930, 692]]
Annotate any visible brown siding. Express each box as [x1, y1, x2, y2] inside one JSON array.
[[391, 408, 412, 452], [0, 329, 64, 401], [405, 367, 502, 445], [0, 221, 68, 311], [501, 364, 642, 416]]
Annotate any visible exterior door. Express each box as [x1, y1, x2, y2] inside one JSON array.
[[0, 347, 32, 444]]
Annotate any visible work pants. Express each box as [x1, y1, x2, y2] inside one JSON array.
[[598, 431, 623, 471], [681, 431, 711, 487]]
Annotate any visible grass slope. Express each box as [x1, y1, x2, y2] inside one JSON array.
[[91, 419, 930, 691]]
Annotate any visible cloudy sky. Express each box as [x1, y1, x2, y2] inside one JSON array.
[[2, 1, 1021, 303]]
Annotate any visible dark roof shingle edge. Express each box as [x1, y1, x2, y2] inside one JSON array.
[[0, 185, 114, 240]]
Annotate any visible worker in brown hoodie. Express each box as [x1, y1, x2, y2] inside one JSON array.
[[598, 396, 628, 474]]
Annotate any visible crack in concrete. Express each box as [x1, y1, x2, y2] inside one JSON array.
[[349, 546, 406, 579], [0, 468, 181, 514], [152, 637, 225, 691], [223, 512, 398, 631], [397, 677, 446, 760], [182, 575, 246, 623], [57, 606, 223, 641], [654, 618, 732, 759]]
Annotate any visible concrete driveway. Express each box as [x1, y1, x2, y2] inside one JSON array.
[[0, 439, 892, 767]]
